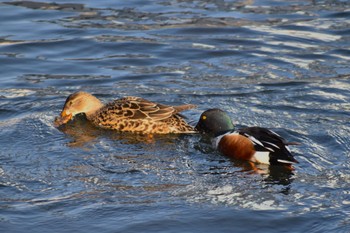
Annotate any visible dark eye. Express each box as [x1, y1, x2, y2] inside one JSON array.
[[69, 101, 73, 106]]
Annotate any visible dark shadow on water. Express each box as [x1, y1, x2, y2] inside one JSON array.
[[231, 159, 295, 193], [263, 165, 295, 195]]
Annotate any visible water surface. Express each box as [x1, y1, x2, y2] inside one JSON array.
[[1, 0, 350, 232]]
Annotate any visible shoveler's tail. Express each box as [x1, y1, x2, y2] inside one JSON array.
[[285, 141, 301, 146]]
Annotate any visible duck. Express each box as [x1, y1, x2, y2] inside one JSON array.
[[195, 108, 299, 166], [54, 91, 196, 134]]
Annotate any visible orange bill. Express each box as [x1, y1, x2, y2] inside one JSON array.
[[53, 111, 72, 127]]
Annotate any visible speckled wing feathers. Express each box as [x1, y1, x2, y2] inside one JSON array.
[[125, 97, 175, 121]]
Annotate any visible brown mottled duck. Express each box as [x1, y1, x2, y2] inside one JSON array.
[[54, 91, 196, 134]]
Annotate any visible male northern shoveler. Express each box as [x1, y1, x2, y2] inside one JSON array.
[[54, 91, 196, 134], [195, 108, 299, 165]]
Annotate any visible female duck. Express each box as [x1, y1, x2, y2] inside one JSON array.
[[54, 91, 196, 134], [195, 108, 299, 165]]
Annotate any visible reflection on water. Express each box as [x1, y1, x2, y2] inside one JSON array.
[[1, 0, 350, 232], [55, 114, 186, 147]]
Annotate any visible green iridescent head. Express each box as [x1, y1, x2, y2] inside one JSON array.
[[195, 108, 234, 136]]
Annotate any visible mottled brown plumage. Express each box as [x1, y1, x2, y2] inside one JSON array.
[[54, 91, 196, 134]]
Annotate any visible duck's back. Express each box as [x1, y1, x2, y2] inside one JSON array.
[[89, 96, 196, 134]]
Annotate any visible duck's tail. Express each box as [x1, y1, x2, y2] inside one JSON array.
[[173, 104, 196, 113], [285, 141, 301, 146]]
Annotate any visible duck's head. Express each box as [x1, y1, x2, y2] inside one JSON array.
[[55, 91, 103, 127], [195, 108, 235, 136]]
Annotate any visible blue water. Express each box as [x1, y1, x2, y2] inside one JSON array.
[[1, 0, 350, 232]]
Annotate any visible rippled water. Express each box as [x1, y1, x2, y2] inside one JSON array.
[[1, 0, 350, 232]]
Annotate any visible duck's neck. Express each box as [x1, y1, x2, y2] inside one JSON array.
[[214, 128, 235, 137], [85, 97, 104, 120]]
